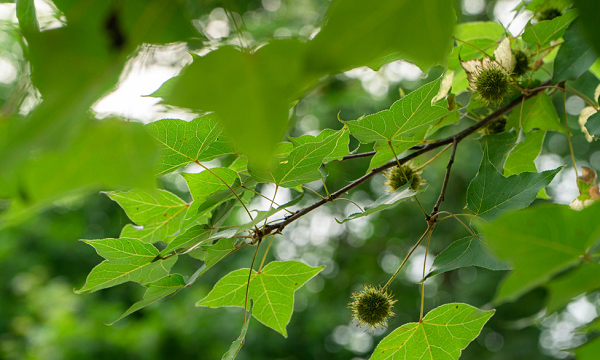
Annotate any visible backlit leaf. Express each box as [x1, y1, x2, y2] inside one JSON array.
[[369, 303, 494, 360], [197, 260, 324, 337], [522, 9, 578, 45], [507, 93, 565, 133], [504, 130, 546, 176]]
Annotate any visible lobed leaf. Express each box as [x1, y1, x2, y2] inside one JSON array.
[[504, 130, 546, 176], [197, 260, 324, 337], [369, 303, 494, 360], [522, 9, 578, 45]]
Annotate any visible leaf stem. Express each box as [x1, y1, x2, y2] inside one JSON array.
[[561, 88, 579, 179], [258, 234, 275, 272], [420, 230, 433, 322], [244, 240, 262, 324]]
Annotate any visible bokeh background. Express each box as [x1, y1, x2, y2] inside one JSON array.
[[1, 0, 599, 359]]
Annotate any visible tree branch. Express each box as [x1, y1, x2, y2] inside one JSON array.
[[260, 83, 549, 238], [430, 138, 457, 218]]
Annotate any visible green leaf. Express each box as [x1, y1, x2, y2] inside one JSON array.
[[575, 337, 600, 360], [159, 225, 211, 256], [425, 236, 512, 280], [454, 21, 505, 42], [109, 274, 186, 324], [573, 0, 600, 56], [146, 115, 235, 176], [183, 167, 239, 215], [16, 0, 38, 33], [236, 194, 304, 235], [306, 0, 455, 72], [483, 203, 600, 304], [584, 111, 600, 137], [347, 77, 449, 143], [367, 139, 421, 172], [553, 22, 598, 84], [187, 238, 238, 286], [546, 262, 600, 313], [76, 238, 177, 293], [337, 183, 418, 223], [522, 9, 578, 45], [369, 303, 494, 360], [152, 40, 311, 168], [184, 179, 247, 227], [479, 131, 519, 169], [248, 128, 349, 188], [507, 93, 565, 133], [197, 260, 324, 337], [107, 189, 188, 244], [222, 300, 253, 360], [289, 128, 350, 163], [466, 149, 562, 221], [504, 130, 546, 176]]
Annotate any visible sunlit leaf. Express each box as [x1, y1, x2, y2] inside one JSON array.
[[522, 9, 578, 45], [466, 149, 562, 220], [425, 236, 511, 280], [197, 260, 324, 337], [107, 189, 188, 244], [504, 130, 546, 176], [109, 274, 186, 324], [507, 93, 565, 133], [146, 115, 235, 176], [248, 127, 349, 188], [183, 167, 239, 215], [483, 203, 600, 304], [76, 238, 177, 293], [289, 128, 350, 163], [369, 303, 494, 360]]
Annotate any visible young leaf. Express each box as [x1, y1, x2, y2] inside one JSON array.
[[347, 77, 449, 144], [545, 262, 600, 313], [522, 9, 578, 45], [506, 93, 565, 133], [222, 299, 253, 360], [107, 189, 188, 244], [425, 236, 512, 280], [504, 130, 546, 176], [146, 115, 235, 176], [248, 128, 349, 188], [289, 128, 350, 163], [337, 183, 418, 223], [466, 149, 562, 221], [183, 167, 239, 215], [369, 303, 494, 360], [552, 22, 598, 84], [109, 274, 186, 325], [483, 203, 600, 304], [76, 238, 177, 293], [197, 260, 324, 337]]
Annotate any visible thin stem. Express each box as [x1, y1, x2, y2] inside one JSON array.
[[414, 144, 453, 172], [388, 140, 402, 168], [420, 231, 433, 322], [413, 196, 428, 219], [562, 89, 579, 179], [430, 139, 458, 217], [322, 178, 331, 198], [301, 185, 326, 199], [437, 211, 477, 237], [567, 84, 598, 108], [536, 86, 599, 110], [263, 185, 279, 229], [258, 234, 275, 272], [382, 225, 432, 291], [453, 37, 493, 58], [197, 161, 254, 221], [333, 197, 364, 213], [244, 240, 262, 324], [242, 186, 293, 214]]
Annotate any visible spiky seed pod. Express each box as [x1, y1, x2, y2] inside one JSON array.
[[472, 61, 511, 105], [483, 117, 507, 135], [512, 50, 529, 77], [538, 8, 562, 21], [383, 164, 423, 192], [348, 284, 397, 333]]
